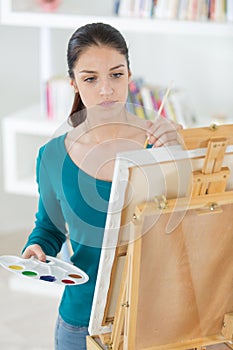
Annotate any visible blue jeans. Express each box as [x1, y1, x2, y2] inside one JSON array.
[[55, 315, 89, 350]]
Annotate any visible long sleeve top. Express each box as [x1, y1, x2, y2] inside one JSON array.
[[23, 133, 112, 326]]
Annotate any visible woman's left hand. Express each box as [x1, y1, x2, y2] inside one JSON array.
[[146, 116, 183, 147]]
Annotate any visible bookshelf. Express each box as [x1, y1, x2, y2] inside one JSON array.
[[1, 0, 233, 196], [1, 1, 233, 34]]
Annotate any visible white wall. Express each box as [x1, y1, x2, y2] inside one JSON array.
[[124, 31, 233, 123], [0, 25, 39, 234], [0, 19, 233, 235]]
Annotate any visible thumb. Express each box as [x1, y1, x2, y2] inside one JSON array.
[[146, 120, 153, 128], [22, 244, 46, 262], [145, 120, 154, 138]]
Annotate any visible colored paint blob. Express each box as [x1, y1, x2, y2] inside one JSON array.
[[45, 259, 51, 264], [22, 271, 37, 277], [68, 273, 82, 279], [8, 265, 23, 270], [40, 275, 56, 282], [61, 279, 75, 285]]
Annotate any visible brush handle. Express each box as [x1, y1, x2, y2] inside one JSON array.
[[143, 82, 173, 149]]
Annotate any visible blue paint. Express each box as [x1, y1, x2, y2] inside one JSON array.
[[40, 275, 56, 282]]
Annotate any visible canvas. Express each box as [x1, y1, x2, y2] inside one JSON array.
[[88, 125, 233, 350]]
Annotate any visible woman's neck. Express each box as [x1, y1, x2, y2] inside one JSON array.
[[84, 107, 130, 144], [86, 122, 128, 144]]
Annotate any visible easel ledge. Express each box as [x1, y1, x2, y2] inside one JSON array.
[[87, 334, 233, 350]]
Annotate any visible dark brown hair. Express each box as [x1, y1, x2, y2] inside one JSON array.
[[67, 22, 130, 127]]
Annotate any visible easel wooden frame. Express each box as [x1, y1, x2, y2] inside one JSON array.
[[87, 124, 233, 350]]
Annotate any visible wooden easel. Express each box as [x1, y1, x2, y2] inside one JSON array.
[[87, 124, 233, 350]]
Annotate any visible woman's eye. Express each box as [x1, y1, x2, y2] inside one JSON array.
[[84, 76, 96, 82], [112, 72, 123, 79]]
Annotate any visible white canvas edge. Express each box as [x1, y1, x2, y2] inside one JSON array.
[[88, 144, 233, 336]]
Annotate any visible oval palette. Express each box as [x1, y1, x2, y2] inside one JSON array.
[[0, 255, 89, 286]]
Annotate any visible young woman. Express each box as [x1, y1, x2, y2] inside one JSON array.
[[22, 22, 182, 350]]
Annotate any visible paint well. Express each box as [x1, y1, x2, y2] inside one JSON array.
[[8, 265, 24, 270], [22, 271, 37, 277], [61, 279, 75, 285], [40, 275, 56, 282], [68, 273, 82, 279]]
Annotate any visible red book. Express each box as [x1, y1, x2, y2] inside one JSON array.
[[209, 0, 216, 19], [46, 81, 53, 120]]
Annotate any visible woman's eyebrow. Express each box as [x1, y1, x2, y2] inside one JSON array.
[[79, 64, 126, 74], [79, 69, 97, 74], [109, 64, 125, 71]]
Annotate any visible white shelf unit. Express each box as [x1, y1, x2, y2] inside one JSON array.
[[1, 0, 233, 196], [1, 105, 69, 196]]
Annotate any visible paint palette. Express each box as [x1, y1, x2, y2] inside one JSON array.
[[0, 255, 89, 286]]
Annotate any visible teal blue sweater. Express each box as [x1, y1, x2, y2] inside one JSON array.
[[23, 134, 112, 326]]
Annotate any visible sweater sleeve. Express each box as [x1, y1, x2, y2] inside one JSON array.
[[22, 146, 67, 256]]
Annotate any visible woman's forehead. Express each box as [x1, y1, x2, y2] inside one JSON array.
[[74, 46, 127, 71]]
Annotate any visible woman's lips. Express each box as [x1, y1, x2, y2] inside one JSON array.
[[99, 100, 117, 108]]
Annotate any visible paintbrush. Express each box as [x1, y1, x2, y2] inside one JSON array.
[[144, 81, 173, 149]]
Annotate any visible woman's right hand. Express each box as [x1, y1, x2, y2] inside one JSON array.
[[22, 244, 46, 262]]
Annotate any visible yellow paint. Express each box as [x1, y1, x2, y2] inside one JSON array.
[[8, 265, 24, 270]]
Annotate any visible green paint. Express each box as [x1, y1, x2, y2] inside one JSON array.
[[22, 271, 37, 277]]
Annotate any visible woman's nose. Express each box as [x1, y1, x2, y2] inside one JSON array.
[[100, 79, 113, 96]]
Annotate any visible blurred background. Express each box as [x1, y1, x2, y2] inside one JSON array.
[[0, 0, 233, 349]]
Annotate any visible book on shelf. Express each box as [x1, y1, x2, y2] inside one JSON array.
[[115, 0, 233, 21], [128, 79, 147, 119], [155, 0, 180, 19], [227, 0, 233, 21], [45, 76, 74, 121], [117, 0, 154, 18], [187, 0, 202, 21], [127, 78, 197, 127], [209, 0, 226, 21], [113, 0, 121, 14], [177, 0, 190, 20]]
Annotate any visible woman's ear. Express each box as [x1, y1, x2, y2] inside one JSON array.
[[70, 79, 78, 93], [128, 70, 132, 83]]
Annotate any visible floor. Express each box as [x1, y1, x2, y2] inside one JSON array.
[[0, 230, 62, 350], [0, 231, 232, 350]]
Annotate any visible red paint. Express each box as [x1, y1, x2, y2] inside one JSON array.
[[61, 279, 75, 285]]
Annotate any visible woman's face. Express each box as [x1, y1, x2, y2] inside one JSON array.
[[71, 45, 131, 110]]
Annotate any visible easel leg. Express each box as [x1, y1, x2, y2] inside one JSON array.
[[110, 253, 129, 349], [110, 219, 143, 350]]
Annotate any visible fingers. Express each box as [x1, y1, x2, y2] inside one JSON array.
[[22, 244, 46, 262], [146, 117, 183, 147]]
